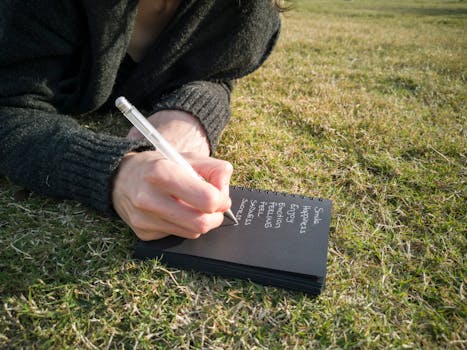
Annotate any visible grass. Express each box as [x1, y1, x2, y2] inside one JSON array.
[[1, 0, 466, 348]]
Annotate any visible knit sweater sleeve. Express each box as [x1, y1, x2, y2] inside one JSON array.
[[0, 106, 151, 216], [150, 80, 233, 153]]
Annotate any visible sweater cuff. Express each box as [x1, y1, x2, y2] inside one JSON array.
[[55, 130, 152, 217], [150, 81, 232, 153]]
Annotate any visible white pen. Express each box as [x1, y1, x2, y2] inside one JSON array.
[[115, 96, 238, 225]]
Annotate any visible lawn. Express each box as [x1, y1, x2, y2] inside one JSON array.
[[0, 0, 465, 348]]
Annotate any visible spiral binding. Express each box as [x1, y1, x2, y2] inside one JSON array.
[[231, 186, 325, 202]]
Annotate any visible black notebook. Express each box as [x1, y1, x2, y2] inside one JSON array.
[[134, 186, 332, 295]]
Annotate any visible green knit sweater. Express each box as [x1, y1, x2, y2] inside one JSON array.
[[0, 0, 280, 216]]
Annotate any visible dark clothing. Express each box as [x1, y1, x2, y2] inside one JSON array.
[[0, 0, 280, 216]]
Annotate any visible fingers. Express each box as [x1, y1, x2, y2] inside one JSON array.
[[126, 207, 225, 241], [121, 185, 226, 241], [130, 187, 226, 229], [112, 151, 234, 241], [144, 157, 232, 214]]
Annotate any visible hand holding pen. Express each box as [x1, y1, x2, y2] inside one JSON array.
[[112, 97, 237, 241]]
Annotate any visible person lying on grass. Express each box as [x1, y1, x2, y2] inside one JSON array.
[[0, 0, 282, 240]]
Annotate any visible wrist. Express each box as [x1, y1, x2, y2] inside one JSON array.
[[144, 110, 211, 155]]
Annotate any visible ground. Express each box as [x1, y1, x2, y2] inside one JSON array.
[[0, 0, 465, 348]]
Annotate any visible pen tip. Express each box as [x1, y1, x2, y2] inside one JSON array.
[[225, 210, 238, 225]]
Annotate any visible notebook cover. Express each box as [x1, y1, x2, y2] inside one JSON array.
[[134, 186, 332, 294]]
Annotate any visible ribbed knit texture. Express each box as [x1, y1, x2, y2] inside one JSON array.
[[0, 0, 280, 216], [0, 107, 152, 216], [57, 132, 152, 216]]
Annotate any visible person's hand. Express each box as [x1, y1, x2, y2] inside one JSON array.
[[127, 109, 210, 156], [112, 151, 233, 241]]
